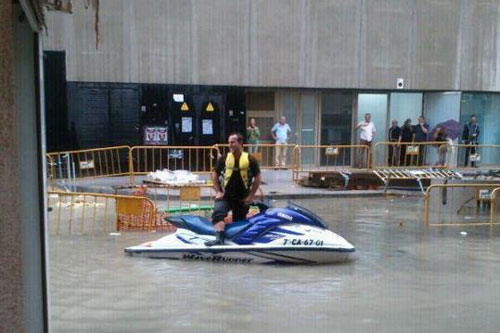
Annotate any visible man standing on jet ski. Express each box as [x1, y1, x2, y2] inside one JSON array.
[[205, 133, 261, 246]]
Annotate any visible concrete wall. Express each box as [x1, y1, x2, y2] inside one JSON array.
[[44, 0, 500, 91], [0, 1, 23, 330], [1, 1, 46, 332], [14, 3, 46, 331]]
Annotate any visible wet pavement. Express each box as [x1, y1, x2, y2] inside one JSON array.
[[48, 197, 500, 332]]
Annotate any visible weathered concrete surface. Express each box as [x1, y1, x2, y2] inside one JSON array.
[[0, 2, 23, 332], [44, 0, 500, 91]]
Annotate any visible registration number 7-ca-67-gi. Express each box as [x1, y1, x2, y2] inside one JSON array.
[[283, 239, 324, 246]]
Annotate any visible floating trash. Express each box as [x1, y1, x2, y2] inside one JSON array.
[[460, 231, 467, 236], [109, 233, 121, 236]]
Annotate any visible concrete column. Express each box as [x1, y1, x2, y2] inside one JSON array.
[[0, 1, 24, 332]]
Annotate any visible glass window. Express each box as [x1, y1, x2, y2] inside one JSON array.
[[424, 92, 461, 166], [389, 93, 423, 128], [320, 92, 353, 145], [460, 93, 500, 166], [320, 92, 353, 166]]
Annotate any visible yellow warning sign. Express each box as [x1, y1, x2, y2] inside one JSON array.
[[181, 102, 189, 111], [206, 102, 214, 112]]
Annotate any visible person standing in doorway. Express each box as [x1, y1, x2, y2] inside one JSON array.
[[462, 114, 480, 167], [398, 118, 415, 166], [414, 116, 430, 166], [356, 113, 376, 168], [247, 118, 260, 154], [434, 127, 449, 166], [271, 116, 291, 169], [388, 120, 401, 166]]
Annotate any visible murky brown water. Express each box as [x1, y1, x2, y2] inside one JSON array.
[[49, 197, 500, 332]]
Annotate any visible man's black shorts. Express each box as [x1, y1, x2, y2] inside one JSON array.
[[212, 198, 249, 223]]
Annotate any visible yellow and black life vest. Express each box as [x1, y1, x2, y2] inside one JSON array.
[[224, 152, 250, 189]]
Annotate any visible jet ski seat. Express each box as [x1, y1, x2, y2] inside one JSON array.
[[166, 215, 251, 238], [167, 216, 215, 235]]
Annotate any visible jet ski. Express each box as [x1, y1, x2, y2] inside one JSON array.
[[125, 201, 355, 264]]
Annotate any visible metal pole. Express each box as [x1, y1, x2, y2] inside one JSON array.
[[65, 153, 70, 181], [57, 155, 62, 180], [71, 162, 76, 191]]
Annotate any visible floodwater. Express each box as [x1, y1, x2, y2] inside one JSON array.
[[49, 197, 500, 332]]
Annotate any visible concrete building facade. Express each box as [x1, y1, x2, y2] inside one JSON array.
[[43, 0, 500, 167], [44, 0, 500, 90]]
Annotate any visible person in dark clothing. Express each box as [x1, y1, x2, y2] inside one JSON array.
[[414, 116, 429, 166], [462, 115, 480, 167], [398, 118, 415, 166], [205, 133, 261, 246], [388, 120, 401, 166]]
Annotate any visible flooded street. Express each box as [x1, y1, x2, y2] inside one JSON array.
[[49, 197, 500, 332]]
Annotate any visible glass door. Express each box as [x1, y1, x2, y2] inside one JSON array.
[[300, 94, 318, 165], [279, 92, 319, 166], [357, 94, 388, 166]]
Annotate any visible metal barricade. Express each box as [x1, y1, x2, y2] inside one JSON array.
[[452, 144, 500, 170], [129, 146, 219, 182], [214, 143, 296, 169], [489, 187, 500, 224], [423, 184, 500, 227], [374, 168, 462, 194], [373, 141, 451, 169], [291, 145, 371, 182], [46, 146, 131, 182], [47, 191, 156, 235]]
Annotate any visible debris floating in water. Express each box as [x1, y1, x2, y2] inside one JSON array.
[[460, 231, 467, 236], [109, 233, 121, 236]]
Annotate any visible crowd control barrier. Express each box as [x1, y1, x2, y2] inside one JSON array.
[[291, 145, 371, 182], [129, 146, 219, 182], [452, 144, 500, 170], [489, 187, 500, 224], [373, 141, 451, 169], [423, 184, 500, 227], [47, 191, 156, 235], [47, 146, 131, 181]]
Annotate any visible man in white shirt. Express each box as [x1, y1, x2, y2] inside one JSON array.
[[271, 116, 291, 168], [356, 113, 376, 167]]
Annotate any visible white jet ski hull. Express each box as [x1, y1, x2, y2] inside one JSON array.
[[125, 224, 354, 264]]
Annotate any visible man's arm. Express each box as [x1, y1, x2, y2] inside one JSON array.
[[211, 170, 223, 200], [462, 124, 468, 141], [420, 124, 429, 134], [212, 156, 224, 200], [244, 173, 261, 205], [271, 125, 277, 141]]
